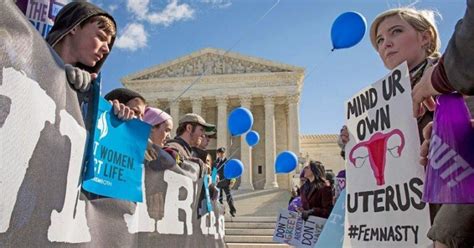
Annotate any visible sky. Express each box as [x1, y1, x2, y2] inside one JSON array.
[[91, 0, 466, 135]]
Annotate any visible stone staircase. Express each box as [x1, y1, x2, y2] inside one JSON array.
[[223, 188, 291, 248], [225, 216, 289, 248]]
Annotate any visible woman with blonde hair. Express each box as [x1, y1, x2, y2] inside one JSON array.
[[368, 7, 474, 248]]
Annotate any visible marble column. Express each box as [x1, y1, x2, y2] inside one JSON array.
[[216, 96, 228, 150], [239, 96, 254, 190], [169, 99, 180, 138], [287, 94, 301, 155], [264, 95, 278, 189], [191, 97, 202, 116]]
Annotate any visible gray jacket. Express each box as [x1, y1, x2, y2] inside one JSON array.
[[444, 0, 474, 95]]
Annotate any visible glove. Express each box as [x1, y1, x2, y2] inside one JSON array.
[[301, 209, 313, 221], [65, 64, 95, 92]]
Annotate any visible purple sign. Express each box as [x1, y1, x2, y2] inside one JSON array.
[[288, 196, 301, 212], [16, 0, 66, 37], [423, 93, 474, 203]]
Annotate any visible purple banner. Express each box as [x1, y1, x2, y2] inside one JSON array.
[[16, 0, 67, 37], [424, 93, 474, 203]]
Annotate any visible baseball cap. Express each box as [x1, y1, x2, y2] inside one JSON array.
[[179, 113, 216, 132]]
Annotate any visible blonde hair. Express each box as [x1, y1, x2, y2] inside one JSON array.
[[370, 7, 441, 59], [81, 15, 116, 38]]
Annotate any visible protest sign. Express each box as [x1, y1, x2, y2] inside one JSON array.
[[273, 209, 326, 248], [342, 62, 431, 247], [315, 189, 346, 248], [0, 2, 225, 247], [16, 0, 67, 37], [82, 97, 151, 202]]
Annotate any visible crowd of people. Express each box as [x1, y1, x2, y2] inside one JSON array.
[[19, 0, 474, 247], [42, 1, 239, 216]]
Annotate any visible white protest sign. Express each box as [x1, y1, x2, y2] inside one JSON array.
[[342, 62, 431, 247], [273, 209, 326, 248]]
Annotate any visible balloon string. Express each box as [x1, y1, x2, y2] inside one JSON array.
[[159, 0, 281, 113], [216, 146, 242, 172], [304, 50, 333, 81]]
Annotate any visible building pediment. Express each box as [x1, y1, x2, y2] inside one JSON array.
[[122, 48, 304, 82]]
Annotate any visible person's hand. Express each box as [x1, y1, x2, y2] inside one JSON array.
[[65, 64, 97, 92], [110, 99, 134, 121], [419, 122, 433, 167], [412, 65, 440, 118]]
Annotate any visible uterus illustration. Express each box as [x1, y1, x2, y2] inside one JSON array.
[[349, 129, 405, 186]]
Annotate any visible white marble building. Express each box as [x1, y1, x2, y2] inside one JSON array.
[[122, 48, 343, 190]]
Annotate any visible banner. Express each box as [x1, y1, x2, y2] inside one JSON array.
[[342, 62, 431, 247], [423, 93, 474, 203], [315, 189, 346, 248], [82, 97, 151, 202], [16, 0, 68, 37], [272, 209, 326, 248], [0, 2, 225, 247]]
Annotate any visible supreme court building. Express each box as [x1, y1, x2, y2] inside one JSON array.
[[122, 48, 343, 190]]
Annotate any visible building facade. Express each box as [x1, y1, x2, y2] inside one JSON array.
[[299, 134, 345, 174], [122, 48, 305, 190]]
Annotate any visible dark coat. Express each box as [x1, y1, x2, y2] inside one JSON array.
[[300, 182, 334, 219], [213, 157, 230, 188], [443, 0, 474, 95]]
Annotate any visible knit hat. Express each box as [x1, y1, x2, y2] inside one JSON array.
[[143, 107, 172, 126], [104, 88, 146, 104]]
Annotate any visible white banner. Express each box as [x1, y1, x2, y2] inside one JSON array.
[[273, 209, 326, 248], [342, 62, 431, 247]]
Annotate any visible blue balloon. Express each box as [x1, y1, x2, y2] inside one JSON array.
[[331, 11, 367, 50], [245, 130, 260, 147], [228, 107, 254, 136], [275, 151, 298, 174], [224, 159, 244, 179]]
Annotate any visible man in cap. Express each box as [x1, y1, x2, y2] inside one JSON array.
[[214, 147, 237, 217], [165, 113, 216, 179]]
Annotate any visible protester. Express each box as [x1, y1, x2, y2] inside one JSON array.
[[336, 6, 441, 220], [193, 130, 216, 175], [214, 147, 237, 217], [288, 170, 305, 205], [325, 170, 336, 203], [45, 1, 113, 93], [408, 2, 474, 247], [46, 2, 115, 76], [337, 125, 349, 159], [142, 106, 178, 170], [298, 161, 333, 220], [370, 7, 474, 248], [164, 113, 216, 180], [198, 130, 216, 150], [143, 107, 173, 147], [45, 2, 134, 121], [104, 88, 147, 120]]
